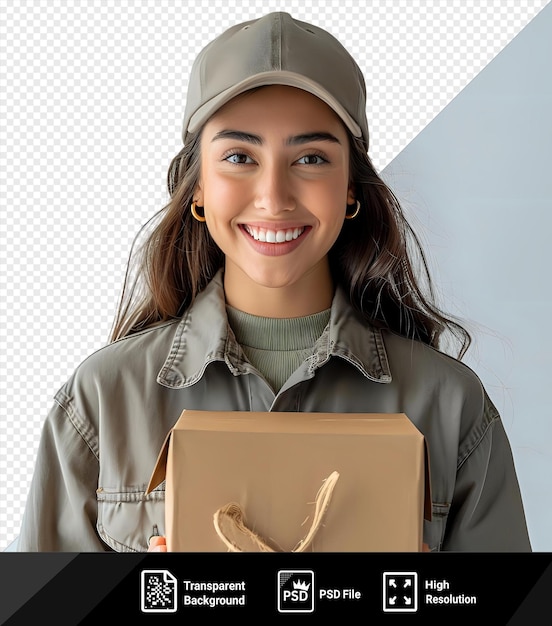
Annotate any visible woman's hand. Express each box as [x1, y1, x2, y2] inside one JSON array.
[[148, 535, 167, 552]]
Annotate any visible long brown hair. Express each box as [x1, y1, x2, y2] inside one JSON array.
[[331, 136, 471, 358], [110, 128, 471, 359]]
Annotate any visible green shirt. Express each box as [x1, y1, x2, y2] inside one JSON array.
[[226, 305, 331, 392]]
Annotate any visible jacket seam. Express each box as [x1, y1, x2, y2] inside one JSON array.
[[54, 390, 100, 461], [96, 488, 165, 502], [456, 411, 498, 471]]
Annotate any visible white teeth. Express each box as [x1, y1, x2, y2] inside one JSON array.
[[244, 226, 305, 243]]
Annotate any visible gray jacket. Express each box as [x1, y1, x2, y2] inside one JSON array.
[[17, 271, 531, 552]]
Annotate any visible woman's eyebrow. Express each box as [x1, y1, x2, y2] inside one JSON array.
[[286, 132, 341, 145], [212, 130, 262, 144], [211, 130, 341, 145]]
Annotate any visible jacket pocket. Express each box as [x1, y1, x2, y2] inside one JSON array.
[[423, 502, 451, 552], [96, 485, 166, 552]]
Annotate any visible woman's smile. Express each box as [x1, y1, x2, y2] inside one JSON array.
[[239, 223, 311, 257], [241, 224, 306, 244]]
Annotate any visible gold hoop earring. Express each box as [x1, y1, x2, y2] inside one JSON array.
[[191, 201, 206, 222], [345, 200, 360, 219]]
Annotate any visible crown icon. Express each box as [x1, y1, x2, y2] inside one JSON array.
[[293, 579, 311, 592]]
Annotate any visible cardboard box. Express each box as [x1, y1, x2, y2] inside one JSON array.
[[146, 410, 431, 552]]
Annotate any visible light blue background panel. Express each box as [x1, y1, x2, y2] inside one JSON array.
[[383, 4, 552, 551]]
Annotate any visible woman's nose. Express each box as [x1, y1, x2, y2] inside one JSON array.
[[254, 163, 296, 215]]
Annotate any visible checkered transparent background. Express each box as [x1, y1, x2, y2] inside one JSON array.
[[1, 0, 548, 549]]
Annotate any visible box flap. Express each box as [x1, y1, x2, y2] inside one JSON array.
[[145, 429, 172, 495], [169, 409, 422, 435]]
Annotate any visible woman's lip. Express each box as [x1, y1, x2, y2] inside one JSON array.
[[239, 221, 309, 230], [239, 224, 311, 256]]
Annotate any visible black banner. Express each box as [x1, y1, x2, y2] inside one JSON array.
[[1, 553, 551, 624]]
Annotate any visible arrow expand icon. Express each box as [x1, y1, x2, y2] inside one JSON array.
[[383, 572, 418, 613]]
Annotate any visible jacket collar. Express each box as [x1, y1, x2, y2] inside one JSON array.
[[157, 269, 391, 388]]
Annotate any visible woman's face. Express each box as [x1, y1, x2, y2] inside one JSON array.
[[196, 85, 354, 311]]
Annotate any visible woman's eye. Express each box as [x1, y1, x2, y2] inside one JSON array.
[[296, 154, 326, 165], [225, 153, 254, 164]]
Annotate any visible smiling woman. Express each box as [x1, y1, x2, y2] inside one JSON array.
[[198, 85, 353, 316], [16, 12, 531, 553]]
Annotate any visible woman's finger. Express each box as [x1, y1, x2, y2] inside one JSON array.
[[148, 535, 167, 552]]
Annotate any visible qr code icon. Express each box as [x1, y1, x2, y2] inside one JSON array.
[[140, 569, 178, 613]]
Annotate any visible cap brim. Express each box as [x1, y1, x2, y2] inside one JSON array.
[[185, 70, 362, 140]]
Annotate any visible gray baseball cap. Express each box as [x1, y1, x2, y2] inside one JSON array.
[[182, 12, 369, 146]]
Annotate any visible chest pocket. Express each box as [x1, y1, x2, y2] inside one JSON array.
[[96, 485, 166, 552]]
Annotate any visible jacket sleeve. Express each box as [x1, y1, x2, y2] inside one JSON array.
[[442, 395, 532, 551], [16, 397, 108, 552]]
